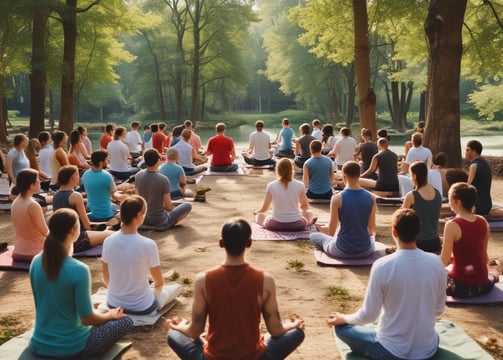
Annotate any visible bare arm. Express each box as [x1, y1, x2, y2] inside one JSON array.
[[81, 307, 126, 326], [102, 261, 110, 287], [166, 273, 207, 339], [255, 191, 273, 214], [294, 140, 300, 155], [367, 196, 376, 235], [360, 155, 378, 178], [230, 145, 236, 161], [298, 186, 310, 211], [55, 148, 69, 166], [467, 163, 477, 184], [262, 274, 304, 337], [70, 192, 92, 230], [6, 156, 14, 184], [440, 220, 460, 266], [401, 192, 414, 209], [302, 163, 309, 187], [150, 265, 164, 294], [28, 202, 49, 238], [319, 194, 341, 236]]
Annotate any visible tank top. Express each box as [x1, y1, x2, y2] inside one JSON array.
[[412, 188, 441, 241], [449, 216, 488, 286], [471, 157, 492, 215], [53, 190, 83, 228], [376, 149, 398, 187], [204, 264, 266, 360]]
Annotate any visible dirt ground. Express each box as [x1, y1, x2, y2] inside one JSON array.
[[1, 165, 503, 359]]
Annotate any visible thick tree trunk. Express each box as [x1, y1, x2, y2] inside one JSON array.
[[59, 0, 77, 135], [0, 76, 8, 143], [424, 0, 467, 168], [30, 10, 47, 138], [419, 91, 426, 122], [189, 0, 202, 124], [352, 0, 376, 138]]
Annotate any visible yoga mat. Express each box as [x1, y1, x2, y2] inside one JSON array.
[[203, 167, 245, 176], [73, 245, 103, 258], [375, 197, 403, 206], [244, 164, 275, 169], [489, 220, 503, 232], [446, 282, 503, 304], [0, 330, 131, 360], [308, 198, 331, 204], [335, 320, 492, 359], [314, 241, 388, 266], [251, 222, 317, 241], [0, 246, 30, 271], [91, 284, 183, 327]]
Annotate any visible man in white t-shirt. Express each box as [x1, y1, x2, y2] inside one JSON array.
[[242, 120, 275, 167], [107, 126, 140, 181], [327, 208, 446, 359], [328, 127, 357, 169], [37, 131, 53, 180], [125, 121, 144, 158], [311, 119, 322, 139], [405, 132, 432, 168]]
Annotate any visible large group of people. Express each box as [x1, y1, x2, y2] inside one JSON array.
[[2, 116, 502, 359]]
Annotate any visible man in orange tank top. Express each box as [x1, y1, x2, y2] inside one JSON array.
[[165, 218, 305, 359]]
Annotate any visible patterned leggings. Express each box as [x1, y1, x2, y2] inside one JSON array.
[[75, 317, 133, 359]]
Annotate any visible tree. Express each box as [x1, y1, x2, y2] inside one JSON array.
[[423, 0, 467, 168]]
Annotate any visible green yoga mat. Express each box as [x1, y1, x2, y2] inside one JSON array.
[[0, 330, 131, 360], [335, 320, 492, 360]]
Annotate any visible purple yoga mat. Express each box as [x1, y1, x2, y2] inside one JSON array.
[[314, 241, 388, 266], [446, 282, 503, 304], [0, 247, 30, 271], [73, 245, 102, 258]]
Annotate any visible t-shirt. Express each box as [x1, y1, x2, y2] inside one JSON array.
[[207, 135, 235, 166], [334, 137, 357, 166], [107, 140, 130, 172], [188, 132, 202, 150], [135, 170, 171, 226], [312, 127, 322, 140], [159, 162, 184, 193], [125, 130, 143, 153], [297, 135, 316, 159], [152, 132, 167, 154], [38, 145, 53, 178], [346, 249, 446, 359], [265, 179, 304, 223], [359, 141, 378, 173], [30, 254, 92, 357], [7, 148, 29, 180], [278, 127, 294, 151], [305, 156, 333, 195], [173, 140, 194, 169], [406, 146, 433, 168], [100, 133, 113, 150], [102, 232, 160, 311], [249, 131, 271, 161], [81, 169, 115, 220]]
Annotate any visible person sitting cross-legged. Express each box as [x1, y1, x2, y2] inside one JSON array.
[[328, 208, 446, 360], [310, 161, 376, 258], [166, 218, 305, 360], [159, 148, 194, 200], [205, 122, 239, 172], [172, 129, 207, 176], [242, 120, 276, 167], [135, 149, 192, 230], [303, 140, 335, 200]]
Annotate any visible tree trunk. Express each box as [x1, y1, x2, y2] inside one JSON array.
[[59, 0, 77, 135], [419, 91, 426, 121], [352, 0, 376, 138], [30, 9, 47, 138], [189, 0, 202, 124], [0, 75, 8, 143], [424, 0, 467, 168]]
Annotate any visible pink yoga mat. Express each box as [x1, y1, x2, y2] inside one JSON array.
[[251, 222, 317, 241], [0, 247, 30, 271], [314, 241, 388, 266]]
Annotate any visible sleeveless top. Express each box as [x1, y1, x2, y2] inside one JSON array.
[[376, 149, 398, 187], [329, 188, 372, 255], [412, 188, 441, 241], [471, 157, 492, 215], [53, 190, 83, 228], [449, 216, 488, 286], [204, 264, 266, 360]]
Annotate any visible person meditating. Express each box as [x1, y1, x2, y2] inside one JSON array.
[[440, 182, 500, 298], [205, 122, 239, 172], [11, 169, 49, 262], [401, 161, 442, 253], [303, 140, 335, 200], [166, 218, 305, 359], [102, 196, 175, 314], [310, 161, 376, 258], [29, 209, 133, 358], [254, 158, 314, 231]]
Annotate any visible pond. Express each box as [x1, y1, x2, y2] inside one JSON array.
[[88, 125, 503, 157]]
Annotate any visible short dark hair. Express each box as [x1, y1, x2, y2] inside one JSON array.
[[409, 161, 428, 188], [312, 119, 320, 126], [215, 122, 226, 133], [282, 118, 289, 126], [221, 218, 252, 256], [144, 148, 161, 167], [392, 208, 420, 244], [131, 121, 140, 128], [105, 124, 115, 133], [159, 123, 167, 130], [466, 140, 482, 155], [150, 124, 158, 132], [90, 150, 108, 167], [449, 182, 477, 212], [310, 139, 322, 153], [184, 120, 193, 128], [70, 130, 81, 146], [120, 195, 146, 226], [445, 169, 468, 188], [181, 129, 191, 140], [342, 161, 360, 178], [363, 128, 372, 137], [172, 124, 184, 137], [114, 126, 126, 140], [300, 123, 311, 135], [38, 131, 51, 144], [255, 120, 264, 129], [433, 152, 447, 167], [57, 165, 78, 186], [13, 134, 28, 147], [412, 132, 423, 147]]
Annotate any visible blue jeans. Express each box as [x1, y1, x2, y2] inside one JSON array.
[[167, 328, 304, 360], [335, 325, 403, 360], [166, 202, 192, 228], [310, 233, 374, 259]]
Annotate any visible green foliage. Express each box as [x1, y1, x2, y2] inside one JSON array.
[[287, 259, 305, 272], [0, 316, 27, 345], [468, 83, 503, 121]]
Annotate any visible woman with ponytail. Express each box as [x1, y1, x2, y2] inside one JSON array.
[[29, 209, 133, 358]]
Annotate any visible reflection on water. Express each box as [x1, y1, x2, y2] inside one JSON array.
[[87, 126, 502, 156]]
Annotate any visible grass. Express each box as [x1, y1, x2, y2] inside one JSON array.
[[287, 259, 305, 272], [0, 316, 27, 345], [168, 271, 180, 282], [326, 286, 362, 312]]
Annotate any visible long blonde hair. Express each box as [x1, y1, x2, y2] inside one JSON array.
[[276, 158, 293, 189]]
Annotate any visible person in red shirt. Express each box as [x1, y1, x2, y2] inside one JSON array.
[[165, 218, 305, 360], [99, 124, 115, 151], [152, 123, 169, 154], [205, 123, 238, 172]]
